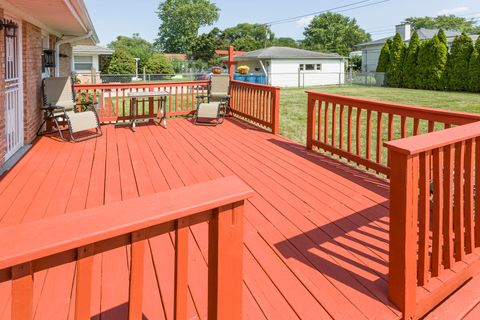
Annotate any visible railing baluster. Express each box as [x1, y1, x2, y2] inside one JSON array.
[[347, 106, 353, 153], [129, 231, 146, 320], [413, 118, 420, 135], [432, 148, 444, 277], [400, 116, 407, 138], [366, 110, 372, 160], [11, 262, 33, 320], [208, 202, 244, 320], [306, 97, 317, 150], [465, 139, 475, 254], [356, 108, 362, 156], [317, 101, 323, 142], [75, 245, 95, 320], [324, 101, 329, 145], [339, 105, 345, 149], [332, 103, 337, 148], [174, 219, 189, 320], [376, 112, 383, 164], [428, 121, 435, 133], [443, 145, 454, 268], [476, 137, 480, 247], [418, 151, 431, 286], [454, 141, 466, 262]]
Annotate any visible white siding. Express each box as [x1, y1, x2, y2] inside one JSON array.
[[269, 59, 344, 87], [361, 44, 383, 72]]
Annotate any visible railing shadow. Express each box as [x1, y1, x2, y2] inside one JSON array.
[[90, 303, 149, 320], [273, 202, 396, 308]]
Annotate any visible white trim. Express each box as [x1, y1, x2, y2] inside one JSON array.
[[3, 13, 24, 161]]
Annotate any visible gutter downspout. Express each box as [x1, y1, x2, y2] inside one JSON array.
[[55, 30, 93, 77]]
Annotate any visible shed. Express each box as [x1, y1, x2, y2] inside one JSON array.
[[233, 46, 346, 87]]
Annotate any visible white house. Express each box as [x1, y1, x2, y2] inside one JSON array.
[[72, 45, 113, 83], [358, 24, 479, 72], [233, 47, 346, 88]]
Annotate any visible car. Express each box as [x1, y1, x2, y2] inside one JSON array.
[[194, 73, 211, 81]]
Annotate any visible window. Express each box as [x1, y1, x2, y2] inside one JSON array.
[[299, 63, 322, 71], [74, 56, 93, 71], [41, 33, 51, 77]]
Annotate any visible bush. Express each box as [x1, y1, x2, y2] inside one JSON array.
[[144, 53, 174, 74], [468, 37, 480, 92], [444, 33, 473, 91], [415, 35, 447, 90], [386, 33, 404, 87], [402, 32, 420, 88], [376, 39, 391, 72], [107, 49, 136, 74]]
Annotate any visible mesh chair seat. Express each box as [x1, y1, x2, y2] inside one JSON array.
[[65, 111, 100, 134], [197, 102, 221, 119]]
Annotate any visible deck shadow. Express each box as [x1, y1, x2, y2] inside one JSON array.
[[90, 302, 149, 320]]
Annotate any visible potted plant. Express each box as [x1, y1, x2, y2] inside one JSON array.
[[211, 66, 223, 74], [237, 65, 250, 75]]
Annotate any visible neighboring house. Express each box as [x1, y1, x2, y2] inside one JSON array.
[[72, 45, 113, 84], [0, 0, 98, 168], [233, 46, 346, 87], [358, 23, 479, 72]]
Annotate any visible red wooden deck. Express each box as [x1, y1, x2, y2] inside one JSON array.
[[0, 117, 470, 320]]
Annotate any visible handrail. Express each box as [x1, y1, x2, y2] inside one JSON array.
[[230, 80, 281, 134], [385, 122, 480, 319], [0, 176, 254, 320], [74, 80, 209, 90], [306, 91, 480, 175]]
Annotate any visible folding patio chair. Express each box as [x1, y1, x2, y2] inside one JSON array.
[[37, 77, 102, 141], [194, 74, 231, 126]]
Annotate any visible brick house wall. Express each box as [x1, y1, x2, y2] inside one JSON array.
[[0, 9, 5, 163], [22, 21, 43, 146]]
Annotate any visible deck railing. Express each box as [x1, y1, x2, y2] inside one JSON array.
[[229, 80, 281, 134], [0, 176, 253, 320], [306, 91, 480, 319], [386, 123, 480, 319], [306, 91, 480, 175], [74, 81, 209, 123]]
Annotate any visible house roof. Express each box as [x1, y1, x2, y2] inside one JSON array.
[[164, 53, 189, 61], [234, 46, 344, 61], [4, 0, 98, 44], [358, 28, 463, 47], [73, 45, 114, 55]]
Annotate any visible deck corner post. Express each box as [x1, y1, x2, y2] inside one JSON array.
[[271, 87, 281, 135], [208, 201, 245, 320], [306, 94, 316, 150], [129, 230, 147, 320], [75, 244, 95, 320], [388, 149, 419, 320]]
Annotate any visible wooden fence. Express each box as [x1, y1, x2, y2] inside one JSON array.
[[0, 176, 253, 320], [306, 91, 480, 319], [229, 80, 281, 134]]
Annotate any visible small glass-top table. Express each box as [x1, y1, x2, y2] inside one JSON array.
[[127, 90, 170, 131]]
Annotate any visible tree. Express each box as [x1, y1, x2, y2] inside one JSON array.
[[155, 0, 219, 53], [107, 49, 136, 74], [190, 28, 227, 61], [416, 35, 448, 90], [350, 55, 362, 71], [303, 12, 371, 56], [386, 33, 404, 87], [144, 53, 175, 74], [445, 33, 474, 91], [404, 15, 479, 33], [437, 29, 447, 47], [376, 39, 391, 72], [468, 37, 480, 92], [272, 37, 299, 48], [108, 34, 154, 70], [402, 31, 420, 88], [221, 23, 274, 51]]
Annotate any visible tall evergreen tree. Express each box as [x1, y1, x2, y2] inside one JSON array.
[[415, 35, 448, 90], [402, 32, 420, 88], [376, 39, 391, 72], [437, 29, 447, 47], [468, 37, 480, 92], [445, 33, 474, 91], [386, 33, 404, 87]]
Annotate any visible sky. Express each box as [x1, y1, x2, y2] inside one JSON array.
[[84, 0, 480, 46]]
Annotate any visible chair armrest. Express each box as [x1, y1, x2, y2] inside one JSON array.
[[42, 105, 65, 111]]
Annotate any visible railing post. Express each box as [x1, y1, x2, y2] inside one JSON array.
[[271, 87, 280, 135], [306, 94, 316, 150], [11, 262, 33, 320], [75, 244, 95, 320], [388, 149, 419, 320], [208, 201, 244, 320]]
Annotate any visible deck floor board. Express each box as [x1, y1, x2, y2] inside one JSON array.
[[0, 118, 405, 320]]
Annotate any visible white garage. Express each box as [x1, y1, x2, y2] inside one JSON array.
[[233, 46, 346, 88]]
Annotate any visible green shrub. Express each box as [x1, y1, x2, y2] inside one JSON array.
[[402, 32, 420, 88], [107, 48, 136, 74], [376, 39, 391, 72], [386, 33, 404, 87], [415, 35, 447, 90], [444, 33, 473, 91], [144, 53, 175, 74], [468, 37, 480, 92]]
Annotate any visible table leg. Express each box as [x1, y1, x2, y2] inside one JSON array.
[[162, 96, 167, 129], [131, 97, 137, 132]]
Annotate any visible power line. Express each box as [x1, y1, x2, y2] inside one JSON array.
[[263, 0, 391, 26]]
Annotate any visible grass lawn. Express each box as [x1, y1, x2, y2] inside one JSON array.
[[280, 84, 480, 145]]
